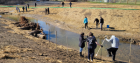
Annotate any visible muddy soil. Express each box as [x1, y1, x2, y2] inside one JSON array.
[[0, 18, 128, 63]]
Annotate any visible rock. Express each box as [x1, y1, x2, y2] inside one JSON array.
[[31, 56, 36, 59], [27, 49, 33, 51], [136, 42, 140, 45], [37, 34, 46, 39], [38, 53, 43, 56], [45, 57, 50, 60]]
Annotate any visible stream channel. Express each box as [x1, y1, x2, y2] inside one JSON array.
[[1, 14, 140, 63]]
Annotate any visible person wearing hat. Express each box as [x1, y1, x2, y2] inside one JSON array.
[[105, 35, 119, 61]]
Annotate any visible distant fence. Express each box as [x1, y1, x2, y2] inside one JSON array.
[[87, 0, 140, 4], [56, 0, 140, 4], [1, 0, 140, 5]]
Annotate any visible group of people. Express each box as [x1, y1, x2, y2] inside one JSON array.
[[84, 16, 104, 31], [45, 8, 50, 15], [62, 1, 72, 8], [16, 3, 37, 13], [79, 32, 119, 61], [22, 6, 28, 12], [16, 4, 29, 13]]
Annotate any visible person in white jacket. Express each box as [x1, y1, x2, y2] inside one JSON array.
[[105, 35, 119, 61]]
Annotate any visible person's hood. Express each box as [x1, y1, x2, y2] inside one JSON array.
[[111, 35, 115, 38]]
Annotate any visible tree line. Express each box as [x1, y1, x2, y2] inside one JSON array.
[[0, 0, 37, 5]]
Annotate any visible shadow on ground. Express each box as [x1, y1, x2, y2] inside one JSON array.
[[87, 27, 126, 32]]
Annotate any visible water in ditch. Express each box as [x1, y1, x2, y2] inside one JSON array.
[[1, 14, 140, 63]]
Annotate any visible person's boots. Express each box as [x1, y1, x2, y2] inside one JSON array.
[[80, 52, 84, 57]]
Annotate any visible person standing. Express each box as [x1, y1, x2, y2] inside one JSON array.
[[83, 17, 88, 29], [62, 2, 64, 7], [69, 2, 72, 8], [16, 7, 19, 12], [47, 7, 50, 14], [22, 6, 24, 12], [94, 18, 99, 28], [45, 8, 48, 15], [25, 6, 27, 12], [105, 35, 119, 61], [79, 32, 86, 57], [19, 8, 20, 12], [27, 4, 29, 8], [100, 17, 104, 31], [35, 3, 37, 7], [87, 32, 103, 62]]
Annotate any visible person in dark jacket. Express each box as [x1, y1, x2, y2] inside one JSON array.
[[45, 8, 48, 15], [25, 6, 27, 12], [22, 6, 24, 12], [27, 4, 29, 8], [87, 32, 103, 62], [100, 17, 104, 31], [62, 2, 64, 7], [69, 2, 72, 8], [79, 32, 86, 57], [35, 3, 37, 7], [47, 7, 49, 14], [94, 18, 99, 28]]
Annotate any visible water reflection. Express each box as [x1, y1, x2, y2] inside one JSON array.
[[37, 20, 140, 63]]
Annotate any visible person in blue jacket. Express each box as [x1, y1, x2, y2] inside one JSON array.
[[16, 7, 19, 12], [84, 17, 88, 29]]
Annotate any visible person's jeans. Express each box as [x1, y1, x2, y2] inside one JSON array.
[[79, 47, 83, 52], [88, 47, 95, 60], [96, 23, 99, 28], [100, 23, 103, 30], [107, 47, 118, 61]]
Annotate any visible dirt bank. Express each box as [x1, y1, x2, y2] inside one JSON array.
[[6, 2, 140, 43], [1, 2, 140, 44], [0, 16, 128, 63], [0, 2, 139, 62]]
